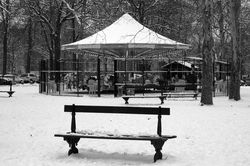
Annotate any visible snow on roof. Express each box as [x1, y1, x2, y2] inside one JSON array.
[[162, 61, 198, 69], [186, 57, 228, 64], [62, 13, 190, 50]]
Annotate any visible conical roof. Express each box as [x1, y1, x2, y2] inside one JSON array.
[[62, 13, 190, 53]]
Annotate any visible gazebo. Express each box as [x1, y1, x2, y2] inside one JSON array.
[[40, 13, 191, 96], [62, 13, 190, 56]]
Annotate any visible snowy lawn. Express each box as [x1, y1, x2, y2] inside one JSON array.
[[0, 84, 250, 166]]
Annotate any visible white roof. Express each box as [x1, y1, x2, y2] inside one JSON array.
[[162, 61, 198, 69], [186, 56, 228, 64], [176, 61, 197, 68], [62, 13, 190, 51]]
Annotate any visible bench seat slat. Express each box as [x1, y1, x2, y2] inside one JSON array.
[[65, 105, 170, 115], [54, 133, 177, 141], [122, 95, 166, 98], [163, 93, 198, 97], [164, 93, 197, 95]]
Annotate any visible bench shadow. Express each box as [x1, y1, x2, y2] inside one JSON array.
[[0, 96, 10, 98], [56, 148, 155, 164], [125, 103, 163, 106], [165, 98, 197, 101]]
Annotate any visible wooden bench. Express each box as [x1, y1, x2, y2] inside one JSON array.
[[0, 84, 14, 97], [123, 84, 165, 95], [163, 92, 198, 100], [122, 95, 167, 104], [54, 105, 176, 162]]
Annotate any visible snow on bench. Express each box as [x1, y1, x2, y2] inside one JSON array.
[[0, 83, 14, 97]]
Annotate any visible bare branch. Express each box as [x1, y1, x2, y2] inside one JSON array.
[[144, 0, 161, 12], [0, 3, 10, 14], [61, 0, 81, 24], [23, 0, 54, 32]]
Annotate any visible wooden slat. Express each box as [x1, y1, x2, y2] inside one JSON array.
[[164, 93, 197, 95], [64, 105, 170, 115], [54, 133, 176, 141], [122, 96, 166, 98], [164, 93, 198, 96]]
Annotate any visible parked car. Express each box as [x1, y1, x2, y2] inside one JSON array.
[[20, 73, 39, 83], [240, 80, 246, 86], [3, 74, 24, 84], [15, 76, 24, 84], [245, 78, 250, 86], [2, 74, 14, 83], [0, 77, 12, 85]]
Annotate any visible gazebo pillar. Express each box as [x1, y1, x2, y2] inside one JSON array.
[[97, 56, 101, 97], [114, 59, 118, 97], [76, 53, 79, 97]]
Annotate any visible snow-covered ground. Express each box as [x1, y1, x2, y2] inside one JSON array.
[[0, 84, 250, 166]]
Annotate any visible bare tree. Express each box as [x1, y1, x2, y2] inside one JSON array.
[[26, 15, 32, 73], [126, 0, 160, 24], [0, 0, 10, 75], [23, 0, 86, 83], [217, 0, 226, 60], [201, 0, 214, 105], [229, 0, 241, 100]]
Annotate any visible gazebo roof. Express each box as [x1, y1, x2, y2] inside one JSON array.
[[62, 13, 191, 57], [162, 61, 198, 69]]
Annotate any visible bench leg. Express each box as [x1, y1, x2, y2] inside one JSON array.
[[159, 97, 165, 104], [151, 139, 166, 162], [68, 143, 78, 155], [64, 137, 80, 155], [123, 97, 129, 104], [8, 92, 14, 97]]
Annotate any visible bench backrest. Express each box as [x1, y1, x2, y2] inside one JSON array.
[[65, 105, 170, 136], [64, 105, 170, 115]]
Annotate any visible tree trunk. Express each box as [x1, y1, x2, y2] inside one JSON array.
[[49, 41, 54, 72], [218, 0, 225, 60], [40, 21, 54, 72], [201, 0, 214, 105], [54, 30, 61, 85], [72, 17, 77, 71], [2, 0, 10, 75], [229, 0, 241, 101], [138, 1, 145, 24], [53, 2, 64, 87], [26, 17, 32, 73], [3, 21, 8, 75]]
